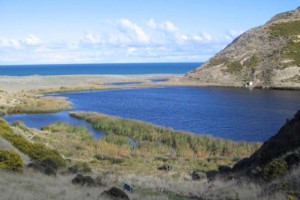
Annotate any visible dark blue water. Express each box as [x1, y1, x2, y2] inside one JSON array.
[[3, 87, 300, 142], [0, 63, 201, 76]]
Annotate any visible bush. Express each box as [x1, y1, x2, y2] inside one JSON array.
[[263, 159, 288, 180], [0, 118, 65, 167], [68, 162, 92, 174], [0, 149, 23, 172]]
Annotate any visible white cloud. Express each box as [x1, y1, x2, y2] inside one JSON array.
[[0, 20, 239, 64], [25, 34, 41, 46], [202, 32, 212, 41], [0, 38, 22, 49], [147, 19, 157, 29], [85, 32, 100, 44], [160, 21, 178, 32], [118, 18, 150, 43]]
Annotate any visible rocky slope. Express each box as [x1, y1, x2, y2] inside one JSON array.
[[184, 7, 300, 89]]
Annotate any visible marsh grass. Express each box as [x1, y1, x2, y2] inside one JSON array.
[[6, 96, 72, 114], [70, 112, 261, 159]]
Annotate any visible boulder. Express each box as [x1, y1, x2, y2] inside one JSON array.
[[191, 170, 206, 180], [99, 187, 129, 200], [72, 174, 96, 186], [158, 164, 172, 171]]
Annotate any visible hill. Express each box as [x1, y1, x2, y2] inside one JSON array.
[[183, 7, 300, 89]]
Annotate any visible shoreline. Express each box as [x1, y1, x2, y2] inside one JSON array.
[[1, 74, 299, 116]]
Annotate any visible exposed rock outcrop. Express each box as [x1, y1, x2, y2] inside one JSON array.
[[184, 8, 300, 89]]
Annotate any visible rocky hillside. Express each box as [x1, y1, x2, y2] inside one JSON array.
[[184, 7, 300, 89]]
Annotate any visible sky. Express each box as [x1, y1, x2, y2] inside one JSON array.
[[0, 0, 299, 65]]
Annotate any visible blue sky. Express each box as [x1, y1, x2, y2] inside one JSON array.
[[0, 0, 299, 65]]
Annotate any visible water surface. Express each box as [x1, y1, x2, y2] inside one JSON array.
[[0, 63, 201, 76], [4, 87, 300, 142]]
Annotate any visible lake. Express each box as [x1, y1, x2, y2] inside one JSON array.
[[3, 86, 300, 142]]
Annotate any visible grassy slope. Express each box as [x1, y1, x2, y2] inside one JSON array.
[[1, 115, 300, 199], [269, 20, 300, 67]]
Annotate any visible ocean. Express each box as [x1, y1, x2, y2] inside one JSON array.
[[0, 62, 201, 76]]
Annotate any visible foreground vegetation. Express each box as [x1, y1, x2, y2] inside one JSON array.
[[1, 110, 300, 199]]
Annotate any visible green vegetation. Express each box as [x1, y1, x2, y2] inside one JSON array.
[[70, 112, 261, 159], [269, 21, 300, 37], [0, 118, 65, 167], [209, 57, 230, 66], [42, 122, 93, 141], [0, 149, 23, 172], [69, 162, 92, 174], [284, 40, 300, 66], [226, 61, 243, 74], [263, 159, 288, 180], [244, 55, 258, 71], [269, 20, 300, 66], [103, 135, 131, 147]]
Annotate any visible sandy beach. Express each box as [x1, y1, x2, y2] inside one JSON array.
[[0, 74, 182, 92]]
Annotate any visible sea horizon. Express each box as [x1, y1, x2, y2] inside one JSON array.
[[0, 62, 202, 76]]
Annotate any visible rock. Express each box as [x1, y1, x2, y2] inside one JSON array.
[[27, 159, 58, 176], [206, 170, 219, 181], [99, 187, 129, 200], [72, 174, 96, 186], [68, 166, 78, 174], [27, 162, 44, 171], [95, 175, 103, 186], [191, 170, 206, 180], [158, 164, 172, 171], [40, 158, 58, 171], [43, 167, 57, 176]]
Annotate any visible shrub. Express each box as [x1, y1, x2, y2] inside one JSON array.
[[68, 162, 92, 174], [0, 118, 65, 167], [0, 149, 23, 172], [226, 61, 243, 74], [263, 159, 288, 180]]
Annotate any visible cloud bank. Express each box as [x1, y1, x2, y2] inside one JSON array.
[[0, 19, 243, 64]]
